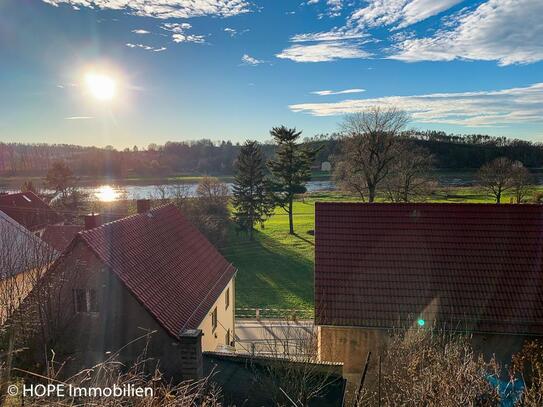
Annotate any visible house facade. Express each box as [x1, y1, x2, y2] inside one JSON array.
[[30, 201, 236, 379], [0, 210, 58, 324], [314, 203, 543, 379]]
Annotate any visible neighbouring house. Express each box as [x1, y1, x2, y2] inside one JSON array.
[[0, 211, 58, 324], [41, 224, 83, 252], [0, 192, 63, 237], [27, 200, 236, 380], [315, 203, 543, 379]]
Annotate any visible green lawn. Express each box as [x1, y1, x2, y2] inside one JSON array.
[[224, 187, 543, 315]]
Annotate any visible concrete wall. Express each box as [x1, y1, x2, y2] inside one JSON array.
[[318, 324, 533, 374], [198, 277, 235, 351], [318, 325, 387, 375]]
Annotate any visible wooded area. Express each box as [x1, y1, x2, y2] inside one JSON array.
[[2, 131, 542, 177]]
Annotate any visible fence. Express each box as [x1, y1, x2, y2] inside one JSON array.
[[235, 307, 314, 320]]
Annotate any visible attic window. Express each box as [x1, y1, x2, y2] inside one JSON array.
[[74, 288, 98, 313], [23, 195, 32, 202]]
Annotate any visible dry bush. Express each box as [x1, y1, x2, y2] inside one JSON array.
[[512, 340, 543, 406], [5, 337, 222, 407], [359, 328, 501, 407]]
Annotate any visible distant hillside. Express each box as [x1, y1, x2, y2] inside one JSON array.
[[1, 131, 542, 178]]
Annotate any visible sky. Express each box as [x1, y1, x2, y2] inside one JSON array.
[[1, 0, 542, 148]]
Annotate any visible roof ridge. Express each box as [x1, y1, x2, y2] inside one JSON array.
[[79, 202, 176, 236]]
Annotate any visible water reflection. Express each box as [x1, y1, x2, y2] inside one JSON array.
[[95, 185, 119, 202], [88, 181, 335, 202]]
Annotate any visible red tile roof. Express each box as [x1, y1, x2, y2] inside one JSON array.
[[315, 203, 543, 335], [77, 203, 236, 338], [0, 192, 62, 232], [42, 225, 83, 252]]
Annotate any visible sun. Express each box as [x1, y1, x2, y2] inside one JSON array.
[[96, 185, 118, 202], [85, 72, 117, 101]]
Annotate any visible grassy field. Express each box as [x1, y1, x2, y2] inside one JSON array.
[[224, 187, 543, 315]]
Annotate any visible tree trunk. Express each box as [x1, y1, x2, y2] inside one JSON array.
[[288, 199, 294, 235], [368, 184, 376, 203], [496, 190, 501, 204]]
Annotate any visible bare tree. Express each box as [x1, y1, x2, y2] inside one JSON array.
[[0, 215, 58, 405], [510, 161, 533, 203], [477, 157, 517, 204], [196, 176, 229, 204], [334, 107, 410, 202], [383, 145, 435, 202]]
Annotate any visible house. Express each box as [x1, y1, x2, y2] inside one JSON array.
[[314, 203, 543, 377], [31, 200, 236, 379], [0, 210, 58, 324], [0, 192, 63, 236], [41, 224, 83, 252]]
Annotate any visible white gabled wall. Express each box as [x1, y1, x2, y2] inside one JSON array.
[[198, 276, 235, 351]]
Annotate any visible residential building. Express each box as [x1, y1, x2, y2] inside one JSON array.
[[314, 203, 543, 379], [0, 210, 57, 324], [32, 201, 236, 379], [0, 192, 63, 236]]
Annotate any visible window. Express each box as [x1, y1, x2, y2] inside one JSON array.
[[211, 307, 217, 332], [74, 289, 98, 313], [225, 287, 230, 310], [225, 329, 230, 346]]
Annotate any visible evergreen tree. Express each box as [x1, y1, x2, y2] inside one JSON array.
[[267, 126, 318, 235], [232, 141, 272, 239]]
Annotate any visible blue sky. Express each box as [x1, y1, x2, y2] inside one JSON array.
[[1, 0, 542, 148]]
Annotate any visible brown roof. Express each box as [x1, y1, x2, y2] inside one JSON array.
[[0, 192, 62, 231], [315, 203, 543, 335], [42, 225, 83, 252], [76, 203, 236, 338]]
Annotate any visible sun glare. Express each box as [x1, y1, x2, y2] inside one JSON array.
[[96, 185, 118, 202], [85, 72, 117, 101]]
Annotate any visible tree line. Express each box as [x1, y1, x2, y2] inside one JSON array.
[[2, 129, 542, 177]]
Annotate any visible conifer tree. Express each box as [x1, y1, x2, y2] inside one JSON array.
[[267, 126, 318, 235], [232, 140, 273, 239]]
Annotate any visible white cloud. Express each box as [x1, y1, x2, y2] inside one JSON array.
[[312, 88, 365, 96], [126, 43, 167, 52], [65, 116, 94, 120], [291, 27, 369, 42], [289, 82, 543, 127], [224, 27, 249, 37], [389, 0, 543, 65], [326, 0, 343, 17], [41, 0, 251, 19], [241, 54, 264, 65], [161, 23, 205, 43], [305, 0, 344, 17], [277, 41, 371, 63], [350, 0, 463, 30], [132, 29, 150, 34]]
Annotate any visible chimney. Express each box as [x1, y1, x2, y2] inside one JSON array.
[[84, 213, 102, 230], [137, 199, 151, 214], [178, 329, 203, 380]]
